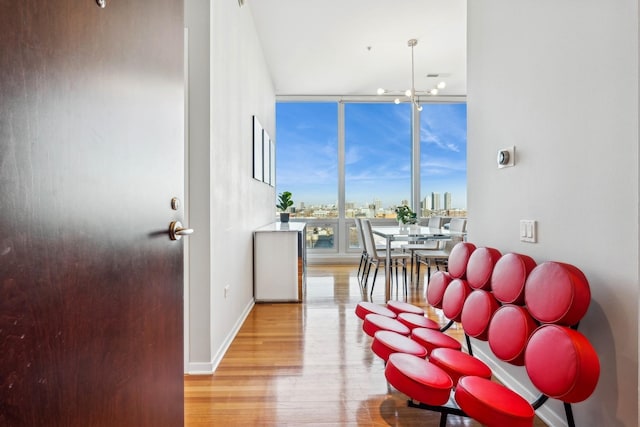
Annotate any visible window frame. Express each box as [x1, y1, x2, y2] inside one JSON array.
[[276, 95, 467, 262]]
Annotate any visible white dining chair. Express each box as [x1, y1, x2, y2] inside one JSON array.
[[361, 219, 411, 300], [401, 216, 443, 285], [354, 218, 368, 283]]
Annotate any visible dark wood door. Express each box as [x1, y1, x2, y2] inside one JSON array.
[[0, 1, 185, 426]]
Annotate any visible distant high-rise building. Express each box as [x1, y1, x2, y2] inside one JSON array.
[[444, 192, 452, 210], [431, 192, 441, 211]]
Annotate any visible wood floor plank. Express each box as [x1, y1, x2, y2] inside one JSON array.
[[185, 264, 547, 426]]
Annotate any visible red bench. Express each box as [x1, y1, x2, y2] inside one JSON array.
[[355, 243, 600, 427]]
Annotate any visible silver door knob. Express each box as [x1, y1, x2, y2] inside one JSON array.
[[169, 221, 194, 240]]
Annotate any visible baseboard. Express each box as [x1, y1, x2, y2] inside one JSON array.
[[186, 361, 215, 375], [308, 254, 360, 265], [185, 299, 255, 375], [469, 344, 567, 427]]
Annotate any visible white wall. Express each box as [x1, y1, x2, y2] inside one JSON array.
[[184, 0, 275, 373], [468, 1, 638, 426]]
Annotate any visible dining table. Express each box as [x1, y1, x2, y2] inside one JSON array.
[[371, 225, 465, 301]]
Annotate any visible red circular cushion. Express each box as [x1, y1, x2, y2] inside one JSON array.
[[386, 300, 425, 316], [525, 325, 600, 403], [487, 305, 538, 365], [385, 353, 453, 406], [426, 271, 452, 308], [355, 301, 396, 320], [363, 314, 410, 337], [447, 242, 477, 279], [455, 376, 535, 427], [491, 253, 537, 305], [525, 262, 591, 325], [397, 312, 440, 331], [430, 347, 492, 385], [442, 279, 472, 322], [371, 330, 427, 362], [466, 247, 502, 290], [411, 327, 462, 355], [461, 290, 501, 340]]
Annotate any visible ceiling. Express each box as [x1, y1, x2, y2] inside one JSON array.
[[249, 0, 467, 99]]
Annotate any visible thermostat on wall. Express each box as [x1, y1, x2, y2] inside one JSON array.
[[497, 146, 515, 168]]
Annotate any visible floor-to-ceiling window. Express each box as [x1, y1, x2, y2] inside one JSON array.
[[276, 100, 466, 260], [419, 103, 467, 219], [275, 102, 339, 251], [345, 103, 412, 218]]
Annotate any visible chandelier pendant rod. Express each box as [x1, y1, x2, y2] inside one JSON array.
[[408, 38, 420, 111], [410, 39, 416, 104]]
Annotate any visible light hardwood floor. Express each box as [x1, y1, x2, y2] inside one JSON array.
[[184, 264, 547, 426]]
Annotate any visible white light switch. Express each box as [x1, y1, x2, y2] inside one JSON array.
[[520, 220, 537, 243]]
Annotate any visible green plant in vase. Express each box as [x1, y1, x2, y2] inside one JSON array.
[[395, 204, 417, 225], [276, 191, 294, 223]]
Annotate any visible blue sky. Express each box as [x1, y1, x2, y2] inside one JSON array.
[[275, 102, 467, 209]]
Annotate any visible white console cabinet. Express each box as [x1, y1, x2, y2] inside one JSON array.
[[254, 222, 306, 302]]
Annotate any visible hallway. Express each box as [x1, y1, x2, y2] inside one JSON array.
[[184, 264, 546, 426]]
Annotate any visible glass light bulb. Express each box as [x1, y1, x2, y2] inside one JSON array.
[[430, 88, 438, 95], [417, 104, 423, 111], [405, 89, 412, 97], [377, 88, 385, 95], [394, 98, 400, 104], [437, 81, 446, 89]]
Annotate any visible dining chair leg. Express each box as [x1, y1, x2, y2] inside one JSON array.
[[408, 251, 414, 285], [369, 264, 379, 299], [364, 260, 373, 288], [394, 260, 400, 293], [403, 262, 408, 298], [357, 251, 366, 281]]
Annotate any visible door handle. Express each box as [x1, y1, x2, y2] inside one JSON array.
[[169, 221, 194, 240]]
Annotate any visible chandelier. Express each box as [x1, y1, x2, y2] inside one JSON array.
[[376, 39, 446, 111]]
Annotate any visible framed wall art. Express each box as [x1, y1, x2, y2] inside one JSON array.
[[253, 115, 263, 181], [263, 130, 271, 185]]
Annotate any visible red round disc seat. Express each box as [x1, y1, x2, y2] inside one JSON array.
[[461, 290, 501, 341], [447, 242, 477, 279], [355, 301, 396, 320], [466, 247, 502, 290], [426, 271, 453, 308], [525, 324, 600, 403], [442, 279, 472, 322], [386, 300, 425, 316], [411, 327, 462, 355], [429, 347, 492, 386], [524, 262, 591, 326], [363, 313, 410, 337], [371, 330, 427, 362], [385, 353, 453, 406], [455, 376, 535, 427], [491, 253, 537, 305], [397, 312, 440, 331], [488, 305, 538, 366]]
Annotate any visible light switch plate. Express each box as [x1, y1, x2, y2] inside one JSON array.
[[520, 220, 536, 243]]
